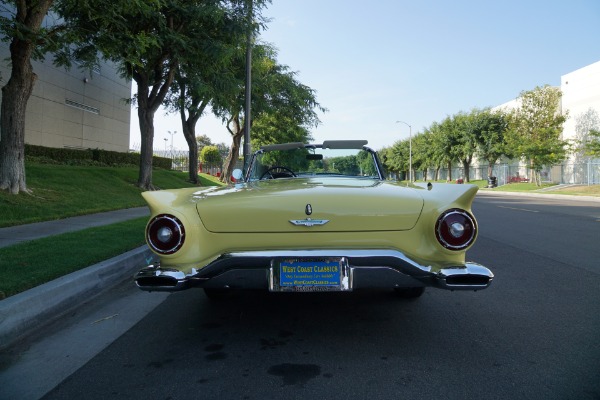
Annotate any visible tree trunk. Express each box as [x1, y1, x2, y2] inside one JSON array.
[[221, 130, 243, 183], [487, 161, 494, 177], [447, 161, 452, 181], [0, 0, 53, 194], [137, 105, 156, 190], [179, 93, 206, 185], [0, 58, 33, 194], [182, 119, 199, 184], [462, 160, 470, 182], [132, 63, 177, 191]]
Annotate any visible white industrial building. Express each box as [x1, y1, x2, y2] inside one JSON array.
[[0, 32, 131, 153], [492, 60, 600, 184]]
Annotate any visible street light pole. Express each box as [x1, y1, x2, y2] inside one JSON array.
[[167, 130, 177, 151], [163, 138, 167, 154], [396, 120, 412, 185]]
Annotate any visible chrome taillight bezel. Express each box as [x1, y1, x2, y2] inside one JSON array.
[[435, 209, 477, 251], [146, 214, 185, 255]]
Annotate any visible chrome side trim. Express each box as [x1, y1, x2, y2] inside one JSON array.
[[134, 250, 493, 292]]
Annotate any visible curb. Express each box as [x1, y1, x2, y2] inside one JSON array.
[[0, 245, 154, 351], [477, 189, 600, 203]]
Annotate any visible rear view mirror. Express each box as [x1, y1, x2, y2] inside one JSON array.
[[306, 154, 323, 160]]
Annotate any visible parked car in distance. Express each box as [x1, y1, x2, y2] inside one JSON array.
[[135, 140, 493, 299]]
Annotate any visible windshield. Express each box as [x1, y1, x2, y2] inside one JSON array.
[[247, 144, 382, 181]]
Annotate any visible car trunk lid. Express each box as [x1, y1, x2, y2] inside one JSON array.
[[195, 178, 424, 233]]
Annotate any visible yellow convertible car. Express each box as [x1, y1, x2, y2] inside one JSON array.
[[135, 140, 493, 299]]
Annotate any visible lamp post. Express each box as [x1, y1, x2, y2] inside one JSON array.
[[396, 120, 412, 184], [163, 138, 168, 155], [167, 130, 177, 151]]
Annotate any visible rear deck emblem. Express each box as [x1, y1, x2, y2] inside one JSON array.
[[289, 218, 329, 227]]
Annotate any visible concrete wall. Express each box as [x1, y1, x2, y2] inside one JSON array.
[[0, 43, 131, 153], [561, 61, 600, 154]]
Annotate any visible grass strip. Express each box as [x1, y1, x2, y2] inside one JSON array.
[[0, 163, 223, 228], [0, 217, 148, 299]]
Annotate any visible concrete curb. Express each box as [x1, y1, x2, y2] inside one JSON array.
[[0, 245, 154, 351], [477, 189, 600, 203]]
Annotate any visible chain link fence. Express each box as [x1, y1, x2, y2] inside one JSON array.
[[412, 160, 600, 186]]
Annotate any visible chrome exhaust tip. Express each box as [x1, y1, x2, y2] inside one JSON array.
[[437, 263, 494, 290], [134, 265, 189, 292]]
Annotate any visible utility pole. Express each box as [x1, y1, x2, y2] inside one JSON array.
[[243, 0, 253, 172]]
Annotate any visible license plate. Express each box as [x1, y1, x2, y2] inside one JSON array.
[[270, 257, 351, 292]]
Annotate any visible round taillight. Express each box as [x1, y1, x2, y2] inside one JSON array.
[[435, 209, 477, 250], [147, 214, 185, 255]]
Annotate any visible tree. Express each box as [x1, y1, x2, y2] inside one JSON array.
[[200, 145, 222, 164], [196, 135, 214, 151], [250, 113, 313, 149], [0, 1, 60, 194], [387, 139, 410, 181], [58, 0, 251, 190], [411, 132, 433, 181], [212, 43, 325, 183], [431, 118, 461, 181], [506, 85, 568, 185], [583, 129, 600, 157], [475, 109, 510, 177], [452, 111, 480, 183]]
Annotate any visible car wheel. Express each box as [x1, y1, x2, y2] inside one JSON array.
[[393, 287, 425, 299], [203, 288, 232, 300]]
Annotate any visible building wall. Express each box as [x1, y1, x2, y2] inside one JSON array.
[[0, 44, 131, 153], [490, 60, 600, 184], [561, 61, 600, 154]]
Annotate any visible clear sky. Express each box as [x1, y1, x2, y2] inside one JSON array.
[[132, 0, 600, 152]]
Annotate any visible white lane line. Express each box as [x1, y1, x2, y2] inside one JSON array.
[[497, 205, 540, 213]]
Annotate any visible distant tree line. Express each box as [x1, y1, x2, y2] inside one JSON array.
[[381, 85, 580, 186]]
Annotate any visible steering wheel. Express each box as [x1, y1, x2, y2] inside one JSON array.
[[260, 166, 297, 180]]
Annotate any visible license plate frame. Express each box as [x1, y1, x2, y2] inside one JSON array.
[[269, 257, 352, 292]]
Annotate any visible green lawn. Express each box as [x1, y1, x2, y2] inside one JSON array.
[[0, 218, 148, 299], [0, 163, 224, 298], [0, 163, 223, 227]]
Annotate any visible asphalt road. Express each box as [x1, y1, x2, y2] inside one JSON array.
[[3, 193, 600, 400]]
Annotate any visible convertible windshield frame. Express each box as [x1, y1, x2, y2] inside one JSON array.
[[244, 142, 385, 182]]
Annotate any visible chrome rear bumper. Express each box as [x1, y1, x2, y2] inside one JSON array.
[[134, 250, 493, 293]]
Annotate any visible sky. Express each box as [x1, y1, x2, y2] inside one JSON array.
[[131, 0, 600, 152]]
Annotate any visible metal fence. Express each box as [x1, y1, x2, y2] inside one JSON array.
[[152, 149, 244, 178], [412, 160, 600, 186]]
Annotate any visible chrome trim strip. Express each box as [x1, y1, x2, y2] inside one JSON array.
[[134, 249, 493, 292], [289, 219, 330, 227]]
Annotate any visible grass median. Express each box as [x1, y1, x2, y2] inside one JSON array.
[[0, 163, 224, 228], [0, 217, 149, 299], [0, 162, 224, 298]]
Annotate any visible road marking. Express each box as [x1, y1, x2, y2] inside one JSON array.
[[497, 205, 540, 213]]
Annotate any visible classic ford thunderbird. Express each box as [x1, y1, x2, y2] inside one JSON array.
[[135, 140, 493, 298]]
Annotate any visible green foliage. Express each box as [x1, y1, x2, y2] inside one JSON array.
[[328, 155, 359, 175], [505, 85, 569, 178], [583, 129, 600, 157], [475, 109, 510, 168], [250, 113, 313, 150], [0, 163, 222, 228], [200, 145, 222, 164], [0, 218, 148, 298], [24, 144, 171, 169]]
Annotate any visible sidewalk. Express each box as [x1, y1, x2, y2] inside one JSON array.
[[477, 188, 600, 203], [0, 207, 149, 249], [0, 207, 153, 350]]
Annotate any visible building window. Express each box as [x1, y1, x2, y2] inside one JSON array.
[[65, 99, 100, 114]]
